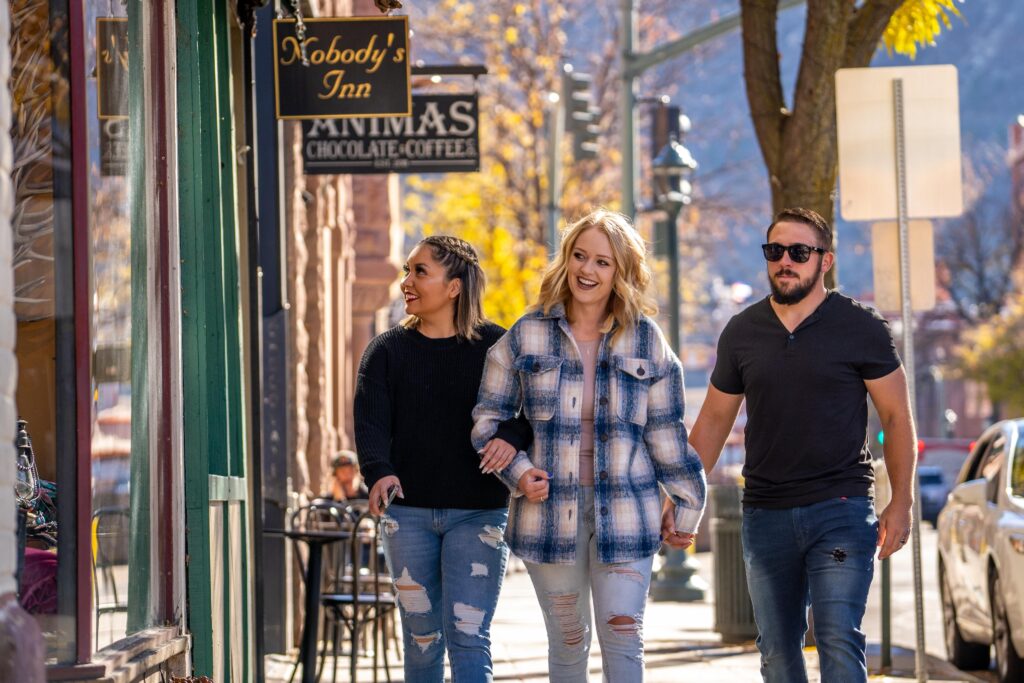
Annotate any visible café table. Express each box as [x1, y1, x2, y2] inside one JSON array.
[[264, 527, 351, 683]]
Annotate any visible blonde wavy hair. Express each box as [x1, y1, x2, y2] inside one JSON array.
[[532, 208, 657, 336]]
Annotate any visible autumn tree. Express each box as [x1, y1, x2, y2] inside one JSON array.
[[740, 0, 963, 284], [956, 292, 1024, 415], [403, 0, 628, 324]]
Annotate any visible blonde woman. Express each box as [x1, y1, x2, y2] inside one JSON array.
[[472, 209, 706, 681]]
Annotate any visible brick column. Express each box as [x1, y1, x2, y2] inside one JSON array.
[[0, 2, 45, 679]]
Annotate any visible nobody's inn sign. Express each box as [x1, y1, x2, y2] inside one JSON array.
[[273, 16, 411, 119], [303, 94, 480, 174]]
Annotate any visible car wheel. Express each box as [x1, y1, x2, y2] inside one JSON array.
[[940, 562, 991, 670], [991, 572, 1024, 683]]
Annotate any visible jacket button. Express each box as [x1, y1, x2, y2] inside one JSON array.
[[599, 397, 608, 406], [637, 366, 645, 376], [532, 362, 540, 371], [599, 471, 608, 481], [599, 433, 608, 442], [601, 506, 608, 515]]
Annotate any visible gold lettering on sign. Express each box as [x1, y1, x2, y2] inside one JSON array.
[[278, 34, 391, 73], [319, 70, 373, 100], [100, 31, 129, 70]]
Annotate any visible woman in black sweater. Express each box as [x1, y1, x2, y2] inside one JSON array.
[[354, 235, 530, 683]]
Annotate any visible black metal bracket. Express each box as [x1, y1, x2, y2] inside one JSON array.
[[237, 0, 271, 26]]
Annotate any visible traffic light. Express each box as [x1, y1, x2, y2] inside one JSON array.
[[562, 67, 599, 161]]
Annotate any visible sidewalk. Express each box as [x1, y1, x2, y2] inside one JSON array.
[[266, 551, 989, 682]]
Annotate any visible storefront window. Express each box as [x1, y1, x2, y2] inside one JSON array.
[[87, 0, 133, 650], [11, 0, 76, 664], [12, 0, 155, 662]]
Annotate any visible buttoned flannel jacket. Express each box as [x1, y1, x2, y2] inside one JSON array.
[[471, 304, 707, 565]]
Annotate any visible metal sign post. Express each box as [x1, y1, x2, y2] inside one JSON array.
[[837, 63, 963, 682], [892, 77, 928, 683]]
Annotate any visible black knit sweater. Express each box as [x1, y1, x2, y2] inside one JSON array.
[[354, 322, 532, 509]]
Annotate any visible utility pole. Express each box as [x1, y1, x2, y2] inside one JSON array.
[[619, 0, 805, 219]]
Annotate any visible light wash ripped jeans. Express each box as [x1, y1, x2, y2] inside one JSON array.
[[524, 486, 654, 682], [380, 505, 509, 683]]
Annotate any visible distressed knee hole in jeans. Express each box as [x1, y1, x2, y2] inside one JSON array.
[[831, 547, 847, 563], [607, 614, 642, 639], [607, 566, 645, 584], [411, 630, 441, 653], [453, 602, 487, 636], [548, 592, 587, 648], [478, 525, 504, 548], [395, 568, 431, 614], [470, 562, 489, 577]]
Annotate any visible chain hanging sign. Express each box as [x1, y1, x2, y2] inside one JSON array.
[[272, 16, 411, 119], [302, 93, 479, 174]]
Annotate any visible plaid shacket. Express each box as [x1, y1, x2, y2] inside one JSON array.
[[471, 304, 706, 565]]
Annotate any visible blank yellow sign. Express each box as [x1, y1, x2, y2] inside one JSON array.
[[871, 220, 936, 313]]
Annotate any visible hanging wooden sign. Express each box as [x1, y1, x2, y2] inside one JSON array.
[[302, 93, 480, 174], [97, 17, 129, 120], [273, 16, 411, 120]]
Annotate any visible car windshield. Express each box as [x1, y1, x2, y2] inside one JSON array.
[[919, 472, 943, 485]]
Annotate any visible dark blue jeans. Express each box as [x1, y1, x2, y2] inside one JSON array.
[[381, 505, 509, 683], [742, 496, 878, 683]]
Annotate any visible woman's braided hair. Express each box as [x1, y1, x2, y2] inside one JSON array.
[[401, 235, 487, 341], [422, 235, 480, 266]]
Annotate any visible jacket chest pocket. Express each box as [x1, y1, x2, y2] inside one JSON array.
[[612, 357, 654, 426], [515, 355, 563, 421]]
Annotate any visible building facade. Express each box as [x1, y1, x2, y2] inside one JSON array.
[[1, 0, 404, 678]]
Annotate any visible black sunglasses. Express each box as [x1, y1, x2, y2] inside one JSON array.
[[761, 242, 826, 263]]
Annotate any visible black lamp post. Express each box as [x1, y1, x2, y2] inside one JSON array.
[[652, 131, 696, 353], [648, 126, 705, 604]]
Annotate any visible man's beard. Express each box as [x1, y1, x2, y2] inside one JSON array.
[[769, 268, 818, 305]]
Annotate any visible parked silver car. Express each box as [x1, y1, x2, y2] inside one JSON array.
[[937, 418, 1024, 682]]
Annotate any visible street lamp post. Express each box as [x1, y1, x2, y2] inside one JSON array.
[[648, 130, 704, 603], [651, 132, 696, 353]]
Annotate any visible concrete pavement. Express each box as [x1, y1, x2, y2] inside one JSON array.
[[266, 527, 994, 681]]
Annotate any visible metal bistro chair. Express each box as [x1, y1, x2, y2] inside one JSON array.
[[91, 506, 130, 644], [319, 507, 398, 683], [287, 500, 350, 683]]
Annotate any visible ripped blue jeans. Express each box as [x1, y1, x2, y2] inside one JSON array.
[[380, 505, 509, 683], [742, 496, 878, 683], [524, 486, 654, 682]]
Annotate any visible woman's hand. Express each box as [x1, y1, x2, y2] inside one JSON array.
[[660, 498, 696, 549], [369, 476, 403, 516], [517, 468, 550, 503], [479, 438, 517, 474]]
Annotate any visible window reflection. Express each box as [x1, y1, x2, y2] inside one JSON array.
[[87, 0, 132, 651], [11, 0, 73, 664]]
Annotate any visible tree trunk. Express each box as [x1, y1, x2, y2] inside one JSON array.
[[741, 0, 904, 290]]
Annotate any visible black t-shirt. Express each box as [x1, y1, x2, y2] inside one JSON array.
[[354, 322, 533, 510], [710, 292, 901, 508]]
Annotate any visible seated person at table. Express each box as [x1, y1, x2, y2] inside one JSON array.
[[325, 450, 368, 503]]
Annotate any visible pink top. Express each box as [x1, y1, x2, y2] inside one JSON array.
[[577, 339, 600, 486]]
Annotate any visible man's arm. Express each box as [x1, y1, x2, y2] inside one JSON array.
[[662, 385, 743, 547], [866, 366, 917, 560], [689, 385, 744, 471]]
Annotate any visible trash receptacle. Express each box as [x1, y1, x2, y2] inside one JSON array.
[[710, 485, 757, 643]]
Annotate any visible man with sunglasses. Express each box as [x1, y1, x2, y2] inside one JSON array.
[[662, 207, 916, 682]]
